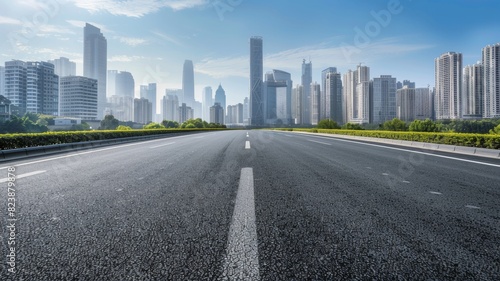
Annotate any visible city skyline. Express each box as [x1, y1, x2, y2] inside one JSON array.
[[1, 0, 500, 107]]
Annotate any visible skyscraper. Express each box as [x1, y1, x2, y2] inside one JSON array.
[[182, 60, 195, 106], [435, 52, 462, 120], [215, 84, 226, 114], [321, 67, 337, 120], [140, 83, 158, 121], [59, 76, 98, 120], [463, 63, 484, 118], [263, 71, 287, 125], [301, 59, 312, 125], [4, 60, 27, 114], [48, 57, 76, 77], [272, 69, 293, 124], [134, 98, 152, 124], [371, 75, 397, 124], [344, 65, 370, 124], [179, 103, 193, 123], [210, 103, 224, 124], [250, 36, 264, 126], [162, 91, 180, 122], [311, 82, 321, 125], [83, 23, 107, 119], [114, 71, 135, 98], [243, 97, 249, 124], [396, 86, 433, 122], [26, 61, 59, 116], [483, 43, 500, 118], [202, 86, 213, 122], [325, 70, 343, 124]]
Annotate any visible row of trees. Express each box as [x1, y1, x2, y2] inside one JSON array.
[[100, 115, 226, 130], [317, 118, 500, 134]]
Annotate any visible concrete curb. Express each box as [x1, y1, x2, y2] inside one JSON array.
[[0, 132, 199, 163], [288, 131, 500, 159]]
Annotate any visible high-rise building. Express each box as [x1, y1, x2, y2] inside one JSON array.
[[435, 52, 462, 120], [202, 86, 213, 122], [48, 57, 76, 77], [214, 84, 226, 113], [243, 97, 249, 124], [483, 43, 500, 118], [107, 70, 117, 97], [210, 102, 224, 124], [162, 91, 180, 122], [397, 86, 433, 122], [263, 71, 289, 125], [301, 59, 312, 125], [324, 70, 343, 124], [272, 70, 293, 124], [292, 84, 303, 124], [141, 83, 157, 121], [0, 66, 5, 97], [83, 23, 107, 119], [182, 60, 195, 106], [59, 76, 98, 120], [26, 61, 59, 115], [371, 75, 397, 124], [114, 71, 134, 98], [463, 63, 484, 118], [179, 103, 193, 123], [321, 67, 337, 120], [250, 36, 264, 126], [5, 60, 58, 116], [4, 60, 27, 114], [226, 103, 243, 124], [344, 65, 370, 124], [311, 82, 321, 125], [108, 95, 134, 122], [414, 88, 434, 120], [397, 80, 415, 90], [134, 98, 152, 124]]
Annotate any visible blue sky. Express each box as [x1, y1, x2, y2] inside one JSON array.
[[1, 0, 499, 109]]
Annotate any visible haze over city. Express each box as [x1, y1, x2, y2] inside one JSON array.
[[1, 0, 500, 108]]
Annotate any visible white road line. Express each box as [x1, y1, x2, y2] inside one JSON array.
[[303, 135, 500, 168], [223, 167, 259, 280], [245, 141, 251, 149], [307, 139, 332, 146], [429, 191, 442, 195], [0, 134, 201, 170], [149, 142, 175, 149], [382, 173, 389, 176], [0, 170, 46, 183], [465, 205, 481, 209]]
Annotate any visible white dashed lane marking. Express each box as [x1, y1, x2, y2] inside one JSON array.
[[223, 167, 259, 280], [0, 170, 47, 183], [245, 141, 251, 149]]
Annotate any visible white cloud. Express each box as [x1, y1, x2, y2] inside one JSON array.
[[0, 16, 23, 25], [68, 0, 208, 17], [66, 20, 110, 33], [39, 24, 75, 34], [196, 39, 433, 79], [151, 31, 182, 46], [114, 36, 148, 47], [109, 55, 145, 62]]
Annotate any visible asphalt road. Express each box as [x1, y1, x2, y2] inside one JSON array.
[[1, 130, 499, 280]]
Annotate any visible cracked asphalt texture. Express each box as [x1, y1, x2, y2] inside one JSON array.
[[1, 130, 499, 280]]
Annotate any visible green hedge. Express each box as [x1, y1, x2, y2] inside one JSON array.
[[0, 128, 226, 150], [274, 128, 500, 149]]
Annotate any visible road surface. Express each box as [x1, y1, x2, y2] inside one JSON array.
[[1, 130, 499, 280]]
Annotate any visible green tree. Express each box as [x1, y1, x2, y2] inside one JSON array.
[[409, 119, 440, 132], [341, 123, 364, 130], [143, 122, 164, 129], [100, 115, 119, 130], [161, 120, 180, 128], [185, 123, 196, 128], [116, 125, 132, 130], [382, 118, 408, 131], [317, 119, 340, 129]]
